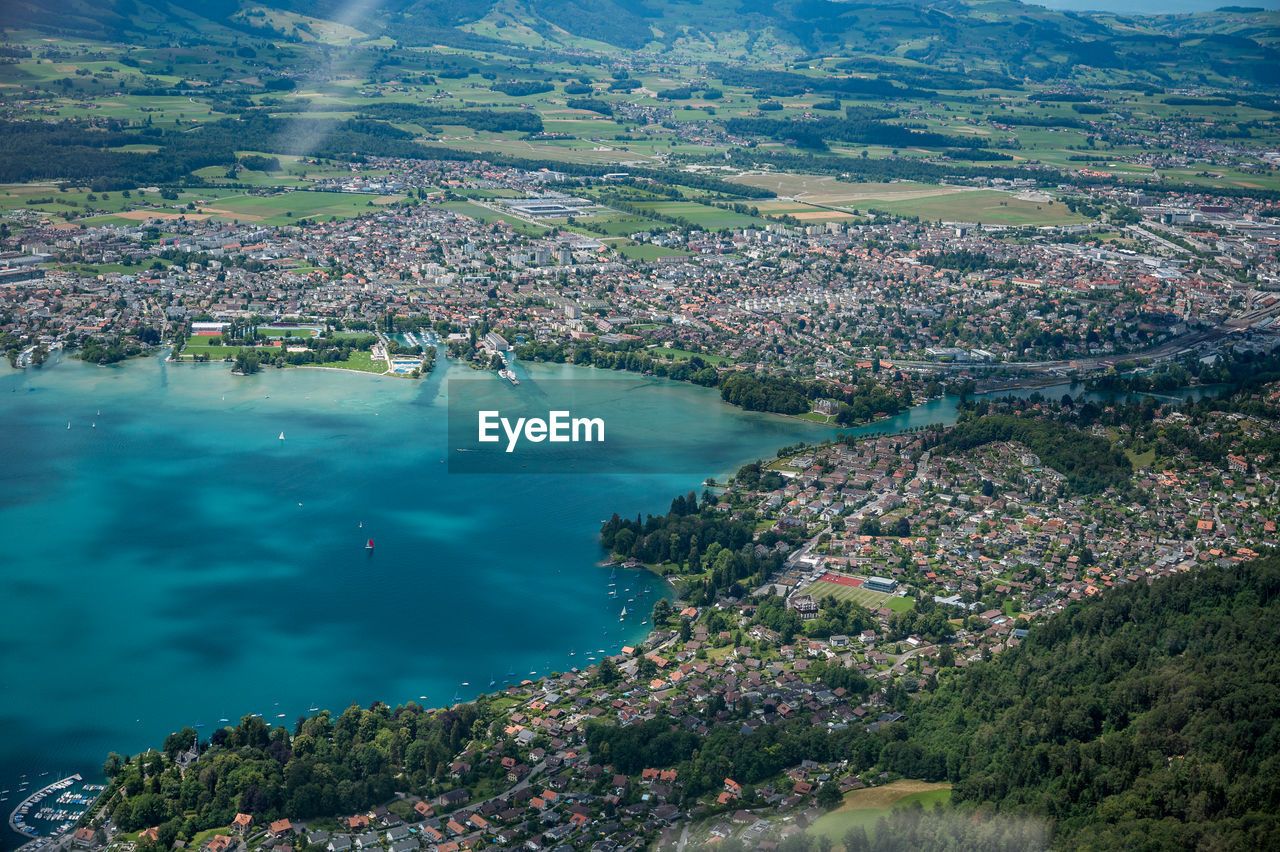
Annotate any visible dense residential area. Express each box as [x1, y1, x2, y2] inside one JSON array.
[[3, 153, 1279, 412]]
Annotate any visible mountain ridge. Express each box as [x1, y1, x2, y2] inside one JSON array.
[[8, 0, 1278, 83]]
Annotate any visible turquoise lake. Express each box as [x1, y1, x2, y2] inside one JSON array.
[[0, 354, 845, 845], [1, 352, 1196, 847]]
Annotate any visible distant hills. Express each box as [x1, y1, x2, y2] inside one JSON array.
[[9, 0, 1279, 84]]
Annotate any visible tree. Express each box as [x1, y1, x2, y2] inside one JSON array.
[[843, 826, 870, 852], [596, 657, 621, 686], [102, 752, 126, 779], [652, 597, 673, 624], [163, 727, 196, 760], [817, 780, 843, 810]]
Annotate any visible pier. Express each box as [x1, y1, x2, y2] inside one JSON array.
[[8, 775, 87, 840]]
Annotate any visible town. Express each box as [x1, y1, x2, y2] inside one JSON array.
[[3, 154, 1278, 407]]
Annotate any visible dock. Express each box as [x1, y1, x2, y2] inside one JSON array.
[[8, 775, 87, 840]]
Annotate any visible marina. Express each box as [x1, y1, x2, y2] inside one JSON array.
[[6, 776, 101, 842]]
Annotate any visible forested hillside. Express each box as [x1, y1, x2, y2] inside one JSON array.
[[905, 554, 1280, 850], [14, 0, 1280, 83]]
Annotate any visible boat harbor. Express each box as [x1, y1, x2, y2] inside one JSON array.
[[8, 775, 103, 842]]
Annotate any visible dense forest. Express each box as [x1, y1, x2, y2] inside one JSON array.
[[600, 489, 783, 603], [724, 115, 987, 151], [718, 372, 811, 414], [916, 250, 1031, 274], [711, 65, 928, 99], [904, 554, 1280, 850]]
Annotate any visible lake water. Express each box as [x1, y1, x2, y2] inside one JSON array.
[[0, 354, 842, 847], [0, 353, 1218, 848]]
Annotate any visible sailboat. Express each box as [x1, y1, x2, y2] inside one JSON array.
[[365, 538, 375, 550], [279, 432, 285, 441], [619, 606, 627, 621]]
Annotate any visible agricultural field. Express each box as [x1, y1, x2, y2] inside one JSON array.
[[184, 190, 404, 225], [808, 781, 953, 845], [728, 174, 969, 206], [863, 190, 1086, 226], [420, 137, 657, 166], [0, 184, 236, 219]]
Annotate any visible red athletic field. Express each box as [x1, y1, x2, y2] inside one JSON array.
[[819, 573, 864, 587]]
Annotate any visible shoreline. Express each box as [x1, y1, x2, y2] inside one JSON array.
[[7, 775, 86, 841], [3, 356, 1219, 797]]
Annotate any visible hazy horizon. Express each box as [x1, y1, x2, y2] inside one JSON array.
[[1028, 0, 1279, 13]]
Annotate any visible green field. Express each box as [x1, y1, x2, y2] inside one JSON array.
[[862, 190, 1086, 226], [314, 350, 386, 373], [615, 243, 690, 260], [438, 201, 549, 235], [886, 595, 916, 613], [190, 191, 403, 225], [807, 579, 898, 610], [650, 346, 732, 364], [809, 781, 953, 846], [578, 215, 660, 237]]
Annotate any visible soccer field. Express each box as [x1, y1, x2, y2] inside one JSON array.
[[807, 578, 895, 609]]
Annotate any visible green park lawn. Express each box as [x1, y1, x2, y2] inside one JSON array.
[[649, 347, 732, 364], [317, 350, 386, 373]]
